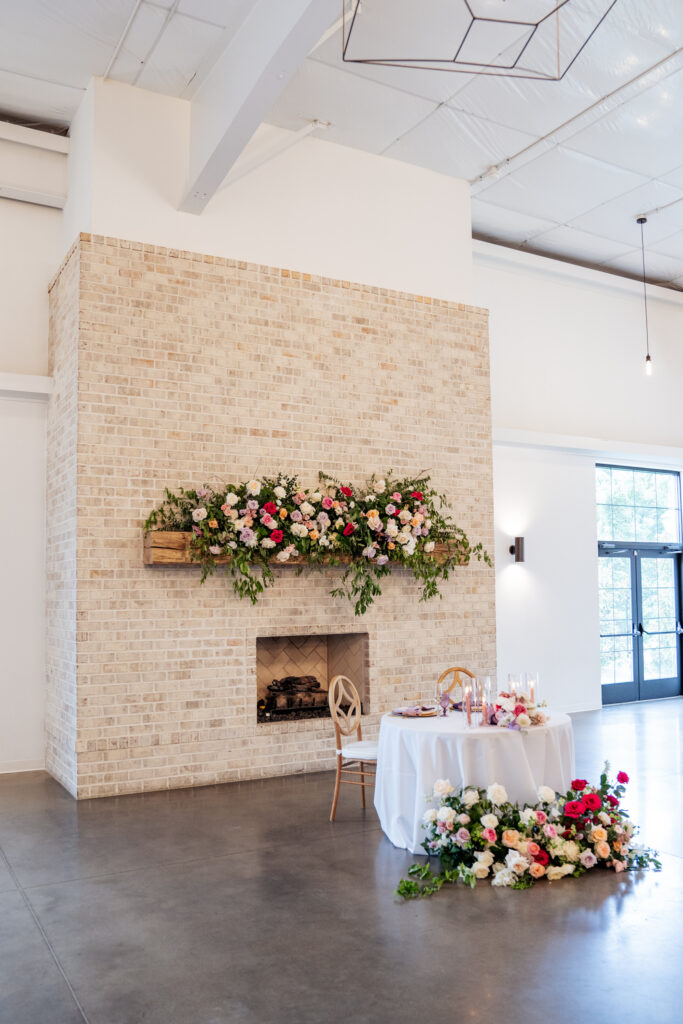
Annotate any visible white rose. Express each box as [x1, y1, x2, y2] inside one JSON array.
[[501, 698, 516, 713], [519, 808, 536, 827], [291, 523, 308, 538], [404, 539, 416, 556], [487, 783, 508, 806], [423, 808, 437, 823], [461, 788, 479, 809], [273, 486, 286, 499], [475, 850, 495, 868], [398, 510, 412, 523], [598, 812, 611, 825], [473, 863, 490, 879], [246, 480, 261, 495], [385, 521, 399, 538], [364, 494, 376, 502], [401, 523, 412, 534], [376, 479, 386, 493], [436, 806, 456, 825], [243, 535, 257, 548], [492, 862, 506, 874], [425, 518, 432, 529], [227, 541, 237, 549], [397, 533, 410, 545], [563, 841, 580, 863], [546, 864, 574, 881], [275, 550, 291, 562], [192, 507, 207, 522], [424, 541, 435, 553], [480, 814, 499, 829], [517, 713, 531, 728], [433, 778, 454, 798], [492, 868, 516, 887], [505, 850, 529, 875], [319, 536, 330, 547], [225, 492, 239, 506], [335, 518, 345, 529], [260, 538, 276, 549], [300, 501, 314, 515], [537, 786, 556, 804], [311, 492, 322, 502]]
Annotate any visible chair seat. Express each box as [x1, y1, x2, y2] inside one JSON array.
[[339, 740, 378, 760]]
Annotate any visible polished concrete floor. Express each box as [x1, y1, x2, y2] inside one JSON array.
[[1, 699, 682, 1024]]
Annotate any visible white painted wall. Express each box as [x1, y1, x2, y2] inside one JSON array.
[[0, 198, 61, 375], [475, 243, 683, 713], [63, 78, 473, 303], [0, 394, 47, 771]]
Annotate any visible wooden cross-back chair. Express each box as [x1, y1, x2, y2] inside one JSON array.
[[328, 674, 378, 822], [435, 666, 476, 704]]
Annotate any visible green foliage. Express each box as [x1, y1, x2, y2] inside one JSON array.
[[144, 471, 491, 615]]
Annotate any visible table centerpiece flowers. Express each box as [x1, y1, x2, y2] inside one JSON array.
[[144, 471, 490, 615], [395, 765, 660, 898]]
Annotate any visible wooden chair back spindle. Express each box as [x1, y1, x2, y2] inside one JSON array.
[[436, 666, 476, 703]]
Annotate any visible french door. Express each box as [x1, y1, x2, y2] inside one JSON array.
[[599, 546, 682, 704]]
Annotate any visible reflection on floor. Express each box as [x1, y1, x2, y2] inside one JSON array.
[[0, 698, 681, 1024]]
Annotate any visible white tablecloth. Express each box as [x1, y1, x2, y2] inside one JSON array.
[[374, 711, 575, 854]]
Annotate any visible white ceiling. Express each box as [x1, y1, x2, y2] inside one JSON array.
[[2, 1, 683, 289]]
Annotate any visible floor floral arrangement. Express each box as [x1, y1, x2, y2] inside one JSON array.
[[396, 766, 660, 897], [144, 472, 490, 614]]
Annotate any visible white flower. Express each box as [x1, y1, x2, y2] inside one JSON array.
[[311, 491, 322, 502], [362, 546, 376, 559], [208, 545, 222, 555], [225, 492, 239, 506], [404, 538, 416, 557], [563, 840, 581, 863], [546, 863, 575, 881], [261, 538, 276, 549], [246, 480, 261, 495], [487, 783, 508, 806], [300, 501, 314, 516], [398, 510, 412, 524], [227, 541, 237, 550], [480, 814, 499, 829], [456, 813, 471, 825], [335, 517, 345, 529], [537, 786, 556, 804], [273, 486, 286, 499], [364, 494, 376, 502], [376, 479, 386, 493], [368, 517, 383, 532], [423, 808, 437, 823], [516, 713, 531, 728], [505, 850, 529, 875], [475, 850, 495, 868], [598, 812, 611, 825], [385, 521, 399, 538], [275, 549, 291, 562], [433, 778, 454, 798], [436, 806, 456, 826], [424, 541, 435, 553], [291, 523, 308, 538], [319, 536, 330, 547], [501, 698, 516, 713], [473, 863, 490, 879], [192, 507, 207, 522], [492, 868, 516, 887], [519, 807, 536, 827], [462, 789, 479, 808], [397, 533, 410, 545]]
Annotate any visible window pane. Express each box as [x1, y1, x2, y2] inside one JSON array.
[[596, 467, 612, 505], [611, 470, 635, 506], [635, 506, 658, 542], [597, 505, 613, 541], [635, 471, 657, 507], [656, 473, 677, 509], [612, 505, 635, 542], [596, 466, 681, 545]]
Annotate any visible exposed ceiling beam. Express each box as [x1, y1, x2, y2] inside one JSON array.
[[180, 0, 339, 214], [0, 120, 69, 153], [0, 184, 65, 209]]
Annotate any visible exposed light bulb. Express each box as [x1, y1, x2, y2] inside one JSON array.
[[645, 354, 653, 376]]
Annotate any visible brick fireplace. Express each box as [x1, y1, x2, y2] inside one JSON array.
[[47, 233, 496, 798]]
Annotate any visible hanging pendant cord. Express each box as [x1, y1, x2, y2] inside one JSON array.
[[639, 218, 650, 360]]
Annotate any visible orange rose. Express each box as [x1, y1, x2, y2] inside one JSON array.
[[502, 829, 520, 848], [208, 519, 218, 529], [279, 508, 288, 519], [590, 826, 607, 843], [367, 510, 379, 518], [529, 862, 546, 879], [387, 542, 395, 550], [595, 840, 611, 859], [310, 529, 319, 540]]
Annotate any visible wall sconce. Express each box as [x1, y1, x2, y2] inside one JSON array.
[[509, 537, 525, 562]]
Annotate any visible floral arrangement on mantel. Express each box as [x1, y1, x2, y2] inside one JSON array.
[[396, 767, 660, 898], [143, 472, 490, 615]]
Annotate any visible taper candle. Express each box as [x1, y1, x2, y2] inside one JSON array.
[[465, 686, 472, 726]]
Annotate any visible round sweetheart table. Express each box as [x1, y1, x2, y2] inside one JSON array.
[[374, 711, 575, 854]]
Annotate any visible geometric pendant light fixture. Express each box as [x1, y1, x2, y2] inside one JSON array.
[[342, 0, 619, 81], [637, 216, 653, 376]]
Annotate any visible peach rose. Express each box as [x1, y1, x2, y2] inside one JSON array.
[[529, 862, 546, 879], [527, 842, 541, 857], [595, 840, 611, 859], [279, 508, 288, 519], [590, 826, 607, 843], [502, 829, 520, 848], [208, 519, 218, 529]]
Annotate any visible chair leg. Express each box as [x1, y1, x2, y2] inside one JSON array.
[[360, 761, 366, 808], [330, 756, 342, 822]]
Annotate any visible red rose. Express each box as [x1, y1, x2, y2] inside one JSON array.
[[563, 800, 586, 818], [583, 793, 601, 811], [514, 704, 527, 716], [571, 779, 587, 791], [340, 486, 353, 497], [533, 849, 549, 866], [606, 795, 619, 807], [617, 771, 629, 784], [263, 502, 277, 516], [561, 829, 573, 839], [410, 491, 424, 500], [342, 523, 355, 536], [270, 529, 283, 543], [392, 510, 400, 516]]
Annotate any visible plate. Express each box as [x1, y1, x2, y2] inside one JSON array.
[[391, 707, 439, 718]]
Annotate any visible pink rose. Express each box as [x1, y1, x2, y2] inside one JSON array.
[[455, 827, 470, 844], [322, 496, 334, 510], [543, 824, 557, 838], [536, 810, 547, 824], [482, 828, 497, 843], [527, 842, 540, 857], [391, 492, 402, 501], [529, 862, 546, 879], [612, 859, 625, 873]]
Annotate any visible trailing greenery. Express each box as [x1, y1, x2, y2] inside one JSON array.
[[144, 470, 491, 615]]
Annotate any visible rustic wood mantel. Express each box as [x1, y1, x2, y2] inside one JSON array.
[[143, 531, 454, 567]]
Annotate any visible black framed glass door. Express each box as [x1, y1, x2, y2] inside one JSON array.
[[599, 546, 682, 704]]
